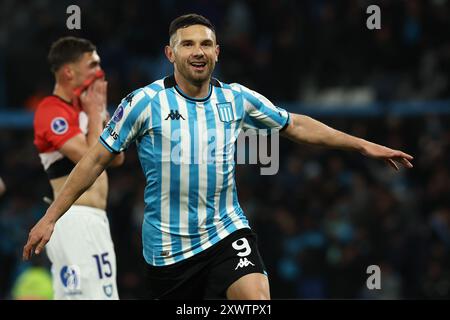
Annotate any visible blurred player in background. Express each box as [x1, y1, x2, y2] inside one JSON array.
[[23, 15, 413, 300], [31, 37, 124, 299]]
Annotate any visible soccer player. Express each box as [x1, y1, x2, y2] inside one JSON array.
[[31, 37, 124, 299], [23, 15, 413, 300]]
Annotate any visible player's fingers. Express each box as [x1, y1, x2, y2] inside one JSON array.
[[34, 237, 49, 255], [394, 150, 414, 160], [87, 81, 96, 94], [386, 159, 399, 171], [399, 157, 413, 168], [23, 239, 35, 260], [98, 80, 106, 96], [391, 159, 399, 170], [22, 244, 30, 260], [95, 79, 106, 96], [80, 87, 91, 102]]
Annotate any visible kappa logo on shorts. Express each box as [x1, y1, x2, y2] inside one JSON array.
[[235, 257, 255, 270], [51, 117, 69, 135]]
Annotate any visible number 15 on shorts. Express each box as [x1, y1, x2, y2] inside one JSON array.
[[93, 252, 113, 279]]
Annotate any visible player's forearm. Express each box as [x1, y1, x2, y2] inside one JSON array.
[[86, 113, 104, 147], [108, 152, 125, 167], [44, 147, 107, 223], [283, 114, 366, 152]]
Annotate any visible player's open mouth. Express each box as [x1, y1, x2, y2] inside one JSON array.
[[190, 62, 207, 71]]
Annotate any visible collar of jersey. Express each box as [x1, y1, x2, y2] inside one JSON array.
[[52, 94, 73, 106], [174, 84, 212, 102]]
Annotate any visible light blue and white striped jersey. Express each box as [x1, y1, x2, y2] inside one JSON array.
[[100, 75, 290, 266]]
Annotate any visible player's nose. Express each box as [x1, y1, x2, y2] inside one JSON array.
[[192, 45, 205, 57]]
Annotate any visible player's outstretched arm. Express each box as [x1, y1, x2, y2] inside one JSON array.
[[281, 113, 414, 170], [23, 142, 117, 260]]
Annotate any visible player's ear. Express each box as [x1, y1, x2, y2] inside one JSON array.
[[60, 64, 74, 81], [165, 45, 175, 64], [215, 45, 220, 62]]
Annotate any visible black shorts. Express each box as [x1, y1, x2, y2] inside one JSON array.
[[146, 228, 267, 300]]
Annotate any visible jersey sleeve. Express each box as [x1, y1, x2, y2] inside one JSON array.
[[100, 89, 152, 153], [237, 84, 290, 132], [34, 102, 82, 150]]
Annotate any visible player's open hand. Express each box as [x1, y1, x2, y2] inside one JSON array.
[[361, 142, 414, 170], [23, 216, 55, 260]]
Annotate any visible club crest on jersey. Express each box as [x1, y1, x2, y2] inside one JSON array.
[[112, 105, 124, 122], [51, 117, 69, 135], [216, 102, 235, 122]]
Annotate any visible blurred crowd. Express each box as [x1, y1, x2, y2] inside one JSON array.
[[1, 0, 450, 109], [0, 0, 449, 299], [1, 115, 449, 299]]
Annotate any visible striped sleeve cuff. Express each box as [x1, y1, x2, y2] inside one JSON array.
[[99, 136, 120, 154]]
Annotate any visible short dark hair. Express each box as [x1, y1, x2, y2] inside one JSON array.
[[48, 36, 96, 73], [169, 13, 215, 39]]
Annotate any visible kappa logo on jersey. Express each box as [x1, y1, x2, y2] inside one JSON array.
[[235, 257, 255, 270], [51, 117, 69, 135], [112, 105, 124, 122], [165, 110, 185, 120], [60, 265, 81, 291], [124, 92, 134, 105], [216, 102, 235, 122], [276, 106, 284, 117]]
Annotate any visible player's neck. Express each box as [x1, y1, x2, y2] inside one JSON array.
[[53, 83, 74, 103], [174, 73, 210, 99]]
